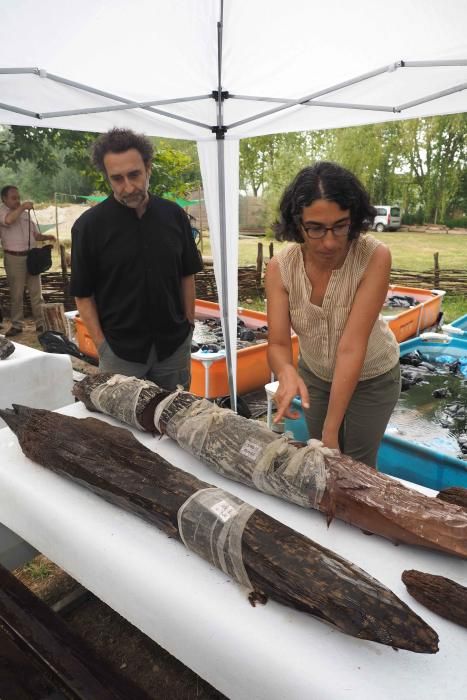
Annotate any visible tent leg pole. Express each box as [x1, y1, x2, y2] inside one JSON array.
[[216, 136, 237, 411]]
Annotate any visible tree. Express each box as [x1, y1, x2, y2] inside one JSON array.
[[0, 126, 201, 201], [398, 115, 467, 222]]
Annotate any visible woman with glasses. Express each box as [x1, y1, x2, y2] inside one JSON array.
[[265, 161, 400, 468]]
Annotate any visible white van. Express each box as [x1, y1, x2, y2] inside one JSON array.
[[373, 205, 401, 232]]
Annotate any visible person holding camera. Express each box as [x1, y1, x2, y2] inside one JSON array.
[[0, 186, 56, 337]]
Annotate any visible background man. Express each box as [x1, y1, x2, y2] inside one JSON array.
[[70, 128, 203, 390], [0, 186, 56, 337]]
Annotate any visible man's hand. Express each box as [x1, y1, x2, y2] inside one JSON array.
[[21, 200, 34, 211], [45, 235, 56, 242]]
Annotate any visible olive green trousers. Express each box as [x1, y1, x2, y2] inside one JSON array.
[[298, 359, 401, 468]]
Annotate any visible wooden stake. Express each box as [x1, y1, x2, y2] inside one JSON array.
[[402, 569, 467, 628], [0, 405, 439, 653]]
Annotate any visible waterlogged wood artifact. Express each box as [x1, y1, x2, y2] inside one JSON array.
[[0, 404, 438, 653], [0, 336, 15, 360], [402, 570, 467, 629], [73, 375, 467, 560], [437, 487, 467, 510], [73, 372, 169, 432]]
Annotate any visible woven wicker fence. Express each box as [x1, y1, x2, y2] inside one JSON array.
[[2, 246, 466, 320]]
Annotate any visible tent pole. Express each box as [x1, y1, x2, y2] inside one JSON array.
[[214, 0, 237, 411], [216, 134, 236, 410]]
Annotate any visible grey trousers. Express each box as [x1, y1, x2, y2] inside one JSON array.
[[98, 331, 193, 391], [4, 253, 44, 330], [298, 359, 401, 468]]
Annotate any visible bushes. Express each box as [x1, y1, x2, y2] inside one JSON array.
[[402, 211, 425, 226], [402, 212, 467, 229], [444, 217, 467, 229]]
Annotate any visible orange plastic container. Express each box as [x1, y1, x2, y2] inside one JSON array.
[[385, 286, 445, 343], [74, 315, 98, 359], [73, 287, 445, 396], [73, 300, 298, 397], [191, 299, 299, 398]]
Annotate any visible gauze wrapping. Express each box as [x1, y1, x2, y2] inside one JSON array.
[[162, 399, 337, 508], [90, 374, 156, 430], [177, 487, 255, 590]]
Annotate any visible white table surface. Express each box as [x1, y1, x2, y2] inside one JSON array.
[[0, 340, 73, 427], [0, 401, 465, 700]]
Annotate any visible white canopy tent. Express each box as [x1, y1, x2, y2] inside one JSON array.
[[0, 0, 466, 404]]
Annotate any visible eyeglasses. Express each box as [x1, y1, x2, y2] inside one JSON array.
[[301, 221, 351, 239]]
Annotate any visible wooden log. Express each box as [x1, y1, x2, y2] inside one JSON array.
[[256, 242, 263, 284], [73, 372, 170, 432], [0, 337, 15, 360], [0, 404, 439, 653], [436, 487, 467, 510], [42, 302, 70, 336], [73, 377, 467, 560], [0, 563, 151, 699], [433, 252, 440, 289], [402, 570, 467, 628]]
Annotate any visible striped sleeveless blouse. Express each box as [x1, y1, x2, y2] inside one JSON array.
[[276, 234, 399, 382]]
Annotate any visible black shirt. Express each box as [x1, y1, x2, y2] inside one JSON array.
[[70, 195, 203, 363]]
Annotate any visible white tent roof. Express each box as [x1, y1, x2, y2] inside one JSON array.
[[1, 0, 466, 401], [1, 0, 466, 136]]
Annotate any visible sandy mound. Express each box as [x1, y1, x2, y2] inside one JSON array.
[[35, 204, 91, 241]]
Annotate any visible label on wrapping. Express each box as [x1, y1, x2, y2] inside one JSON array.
[[178, 487, 255, 590], [240, 438, 262, 461], [211, 500, 238, 523]]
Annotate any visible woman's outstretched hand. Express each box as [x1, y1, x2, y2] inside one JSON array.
[[273, 365, 310, 424]]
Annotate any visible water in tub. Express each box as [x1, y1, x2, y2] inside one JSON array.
[[388, 350, 467, 458], [192, 317, 268, 352]]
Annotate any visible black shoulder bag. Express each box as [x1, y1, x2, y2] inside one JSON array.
[[26, 210, 53, 276]]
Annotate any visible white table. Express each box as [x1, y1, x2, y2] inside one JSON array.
[[0, 402, 465, 700], [0, 340, 74, 568], [0, 340, 74, 427]]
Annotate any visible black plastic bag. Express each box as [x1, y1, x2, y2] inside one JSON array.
[[38, 330, 98, 366], [215, 394, 252, 419], [27, 245, 53, 276]]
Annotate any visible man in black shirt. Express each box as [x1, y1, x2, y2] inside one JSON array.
[[70, 128, 203, 389]]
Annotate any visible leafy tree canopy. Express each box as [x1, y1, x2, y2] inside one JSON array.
[[0, 126, 201, 201]]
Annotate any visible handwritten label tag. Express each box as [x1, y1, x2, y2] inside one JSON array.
[[211, 500, 237, 523], [240, 439, 262, 461]]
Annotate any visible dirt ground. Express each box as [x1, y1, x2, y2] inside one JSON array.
[[35, 203, 91, 242], [7, 321, 226, 700]]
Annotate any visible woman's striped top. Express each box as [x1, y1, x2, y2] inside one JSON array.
[[275, 234, 399, 382]]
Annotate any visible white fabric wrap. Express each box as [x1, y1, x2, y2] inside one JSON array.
[[153, 389, 185, 432], [90, 374, 156, 430], [177, 487, 255, 590], [164, 399, 336, 508]]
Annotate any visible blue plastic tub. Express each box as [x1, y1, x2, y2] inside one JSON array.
[[284, 335, 467, 489], [442, 312, 467, 338]]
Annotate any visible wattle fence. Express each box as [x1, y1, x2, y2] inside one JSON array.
[[1, 244, 466, 319]]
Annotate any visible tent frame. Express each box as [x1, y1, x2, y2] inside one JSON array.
[[0, 2, 465, 408]]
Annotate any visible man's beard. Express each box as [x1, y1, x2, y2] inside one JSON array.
[[118, 189, 147, 208]]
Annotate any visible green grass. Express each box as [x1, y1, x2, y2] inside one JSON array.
[[376, 231, 467, 271], [24, 560, 52, 580], [442, 295, 467, 323], [201, 231, 467, 271], [12, 229, 465, 320]]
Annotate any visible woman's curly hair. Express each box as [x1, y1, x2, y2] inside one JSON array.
[[274, 161, 376, 242], [92, 128, 154, 173]]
